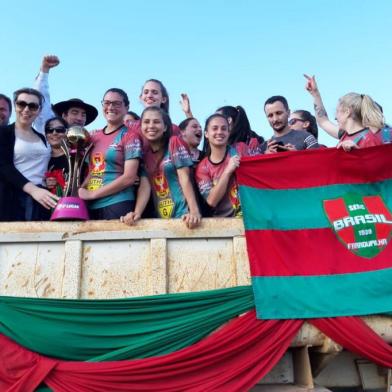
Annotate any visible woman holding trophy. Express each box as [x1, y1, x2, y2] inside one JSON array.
[[0, 88, 59, 221], [78, 88, 143, 220]]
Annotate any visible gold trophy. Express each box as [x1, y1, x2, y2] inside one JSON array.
[[51, 126, 93, 220]]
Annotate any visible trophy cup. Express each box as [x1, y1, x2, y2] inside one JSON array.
[[51, 126, 93, 221]]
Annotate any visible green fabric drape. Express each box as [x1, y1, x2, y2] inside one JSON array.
[[0, 286, 254, 361]]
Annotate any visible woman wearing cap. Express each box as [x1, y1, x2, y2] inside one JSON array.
[[78, 88, 143, 220], [0, 88, 59, 221]]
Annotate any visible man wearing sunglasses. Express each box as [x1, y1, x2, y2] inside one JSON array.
[[33, 55, 98, 133], [263, 95, 319, 154]]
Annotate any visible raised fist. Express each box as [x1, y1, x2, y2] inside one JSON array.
[[41, 55, 60, 72]]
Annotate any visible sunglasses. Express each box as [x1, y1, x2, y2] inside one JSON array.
[[101, 100, 124, 108], [288, 118, 305, 126], [46, 126, 67, 134], [15, 100, 40, 112]]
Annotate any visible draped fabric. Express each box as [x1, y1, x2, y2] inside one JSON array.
[[0, 287, 392, 391], [0, 311, 303, 392], [312, 316, 392, 369], [0, 286, 254, 361]]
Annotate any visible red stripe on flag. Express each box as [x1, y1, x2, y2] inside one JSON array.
[[246, 228, 392, 276], [238, 144, 392, 190]]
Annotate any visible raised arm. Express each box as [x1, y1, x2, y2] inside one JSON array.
[[180, 93, 194, 119], [34, 55, 60, 131], [304, 74, 339, 139], [33, 55, 60, 133]]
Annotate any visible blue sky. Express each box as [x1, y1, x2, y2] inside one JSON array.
[[1, 0, 391, 146]]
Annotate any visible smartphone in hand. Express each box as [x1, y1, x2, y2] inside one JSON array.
[[275, 141, 288, 152]]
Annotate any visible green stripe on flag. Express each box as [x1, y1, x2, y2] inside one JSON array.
[[239, 179, 392, 230], [252, 267, 392, 319]]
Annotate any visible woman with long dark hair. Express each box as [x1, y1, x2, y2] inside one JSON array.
[[123, 107, 201, 228], [288, 110, 318, 139], [196, 114, 252, 217], [216, 105, 264, 147], [178, 117, 203, 163]]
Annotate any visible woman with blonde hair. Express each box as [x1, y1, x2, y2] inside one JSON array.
[[304, 75, 387, 150], [335, 92, 385, 151]]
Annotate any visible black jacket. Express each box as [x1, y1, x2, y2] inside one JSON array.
[[0, 123, 47, 220]]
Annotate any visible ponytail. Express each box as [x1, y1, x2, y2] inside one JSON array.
[[361, 95, 384, 130], [339, 93, 384, 131]]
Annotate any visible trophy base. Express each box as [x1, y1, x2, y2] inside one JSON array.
[[50, 197, 89, 221]]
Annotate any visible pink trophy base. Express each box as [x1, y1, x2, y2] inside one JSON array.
[[50, 196, 89, 221]]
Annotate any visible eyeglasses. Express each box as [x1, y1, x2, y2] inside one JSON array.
[[15, 100, 40, 112], [288, 118, 305, 126], [46, 126, 67, 134], [101, 100, 123, 108]]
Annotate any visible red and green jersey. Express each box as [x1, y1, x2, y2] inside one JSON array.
[[373, 126, 392, 145], [143, 136, 193, 218], [195, 143, 250, 217], [339, 128, 381, 148], [237, 145, 392, 319], [87, 127, 142, 209]]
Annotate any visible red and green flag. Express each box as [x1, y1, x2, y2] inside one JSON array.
[[237, 145, 392, 319]]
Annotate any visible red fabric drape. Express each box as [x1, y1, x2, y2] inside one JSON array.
[[0, 343, 56, 392], [0, 311, 303, 392], [311, 316, 392, 368], [2, 312, 392, 392]]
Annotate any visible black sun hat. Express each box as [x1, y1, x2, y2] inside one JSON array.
[[52, 98, 98, 126]]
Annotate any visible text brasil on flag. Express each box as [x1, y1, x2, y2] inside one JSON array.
[[237, 144, 392, 319]]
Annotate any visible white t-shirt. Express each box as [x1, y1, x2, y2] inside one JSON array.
[[13, 135, 51, 185]]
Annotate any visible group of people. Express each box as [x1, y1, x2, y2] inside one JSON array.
[[0, 56, 389, 228]]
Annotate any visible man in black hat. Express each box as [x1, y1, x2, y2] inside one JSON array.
[[34, 55, 98, 132], [52, 98, 98, 127]]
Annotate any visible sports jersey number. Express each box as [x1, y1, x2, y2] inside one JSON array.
[[158, 199, 174, 219]]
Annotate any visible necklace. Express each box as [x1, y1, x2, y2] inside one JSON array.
[[103, 124, 123, 135]]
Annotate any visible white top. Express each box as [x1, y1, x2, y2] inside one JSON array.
[[13, 135, 51, 185]]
